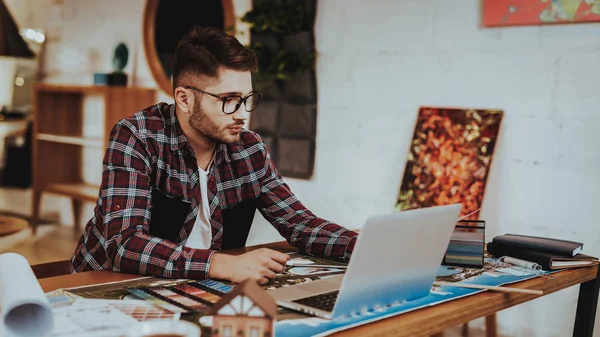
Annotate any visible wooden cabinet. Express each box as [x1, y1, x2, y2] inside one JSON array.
[[31, 84, 157, 234]]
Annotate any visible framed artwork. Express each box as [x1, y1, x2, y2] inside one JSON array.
[[396, 107, 503, 220], [482, 0, 600, 27]]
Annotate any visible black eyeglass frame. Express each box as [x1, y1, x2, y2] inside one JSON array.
[[184, 86, 262, 114]]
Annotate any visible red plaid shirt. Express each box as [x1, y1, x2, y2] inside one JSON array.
[[69, 103, 357, 279]]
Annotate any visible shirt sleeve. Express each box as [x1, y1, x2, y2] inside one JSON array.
[[255, 136, 358, 261], [100, 120, 216, 279]]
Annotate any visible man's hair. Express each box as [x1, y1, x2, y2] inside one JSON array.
[[172, 25, 258, 91]]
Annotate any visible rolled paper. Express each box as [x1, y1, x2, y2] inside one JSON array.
[[499, 256, 542, 271], [0, 253, 54, 337]]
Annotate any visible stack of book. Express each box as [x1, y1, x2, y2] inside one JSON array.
[[487, 234, 598, 270]]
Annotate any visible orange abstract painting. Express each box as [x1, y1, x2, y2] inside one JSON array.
[[396, 107, 503, 220], [483, 0, 600, 27]]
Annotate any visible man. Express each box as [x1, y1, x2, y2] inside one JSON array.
[[69, 26, 357, 285]]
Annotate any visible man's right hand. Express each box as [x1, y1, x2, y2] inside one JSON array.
[[208, 248, 290, 285]]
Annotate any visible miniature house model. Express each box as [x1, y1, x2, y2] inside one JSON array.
[[208, 279, 277, 337]]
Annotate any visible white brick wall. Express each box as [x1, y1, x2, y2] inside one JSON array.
[[251, 1, 600, 336], [6, 0, 600, 335]]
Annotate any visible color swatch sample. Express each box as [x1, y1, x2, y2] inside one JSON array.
[[172, 284, 221, 304], [195, 279, 234, 293], [127, 288, 189, 313], [145, 287, 209, 311], [51, 299, 179, 337], [110, 301, 179, 321], [46, 292, 78, 309], [125, 279, 233, 314], [443, 221, 486, 268]]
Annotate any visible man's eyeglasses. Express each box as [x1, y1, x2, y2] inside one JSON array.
[[184, 86, 262, 114]]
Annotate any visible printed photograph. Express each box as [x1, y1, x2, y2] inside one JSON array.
[[396, 107, 503, 220], [263, 253, 348, 290], [483, 0, 600, 27], [433, 257, 546, 295]]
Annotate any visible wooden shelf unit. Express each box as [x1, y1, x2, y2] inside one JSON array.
[[31, 84, 157, 234], [37, 134, 105, 147]]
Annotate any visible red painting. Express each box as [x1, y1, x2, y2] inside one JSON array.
[[396, 107, 503, 220], [482, 0, 600, 27]]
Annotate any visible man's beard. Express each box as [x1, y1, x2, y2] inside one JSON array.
[[189, 100, 241, 144]]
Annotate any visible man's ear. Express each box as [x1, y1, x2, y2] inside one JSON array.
[[174, 87, 192, 114]]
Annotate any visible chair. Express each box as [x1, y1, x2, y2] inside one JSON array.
[[1, 120, 31, 188], [31, 259, 70, 279]]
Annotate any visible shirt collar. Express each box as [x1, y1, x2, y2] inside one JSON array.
[[214, 143, 231, 165], [165, 103, 188, 151]]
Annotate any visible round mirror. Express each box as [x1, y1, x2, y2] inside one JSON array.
[[143, 0, 235, 96]]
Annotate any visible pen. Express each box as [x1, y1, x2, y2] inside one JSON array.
[[434, 281, 543, 295], [286, 264, 348, 269]]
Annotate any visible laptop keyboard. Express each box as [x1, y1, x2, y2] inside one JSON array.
[[292, 290, 339, 312]]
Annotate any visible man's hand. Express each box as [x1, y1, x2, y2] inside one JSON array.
[[208, 248, 290, 285]]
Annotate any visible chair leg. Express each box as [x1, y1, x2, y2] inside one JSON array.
[[31, 189, 42, 235], [461, 322, 469, 336], [485, 314, 497, 337], [71, 198, 83, 234]]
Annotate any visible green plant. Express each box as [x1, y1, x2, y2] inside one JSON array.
[[249, 42, 315, 91], [242, 1, 316, 91], [241, 1, 313, 35]]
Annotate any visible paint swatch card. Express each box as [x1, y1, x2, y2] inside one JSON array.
[[46, 290, 80, 309], [51, 301, 137, 337], [125, 279, 233, 314], [71, 299, 180, 322], [193, 279, 234, 294], [443, 220, 486, 268], [51, 299, 179, 337], [126, 288, 190, 313], [172, 283, 221, 304]]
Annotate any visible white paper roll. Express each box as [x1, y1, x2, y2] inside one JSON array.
[[0, 253, 54, 337], [499, 256, 542, 271]]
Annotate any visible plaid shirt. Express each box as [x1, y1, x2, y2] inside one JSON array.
[[69, 103, 357, 279]]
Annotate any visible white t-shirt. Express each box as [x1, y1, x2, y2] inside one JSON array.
[[185, 165, 213, 249]]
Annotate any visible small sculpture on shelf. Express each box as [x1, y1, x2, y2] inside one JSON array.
[[94, 42, 129, 86], [112, 42, 129, 74]]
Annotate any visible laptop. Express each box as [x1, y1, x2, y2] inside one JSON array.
[[268, 203, 463, 319]]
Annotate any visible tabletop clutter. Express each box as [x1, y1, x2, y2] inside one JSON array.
[[487, 233, 598, 271], [0, 233, 598, 337], [0, 252, 234, 337]]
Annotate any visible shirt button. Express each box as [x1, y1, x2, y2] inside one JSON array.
[[113, 205, 121, 211]]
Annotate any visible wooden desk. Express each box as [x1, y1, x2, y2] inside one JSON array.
[[38, 242, 600, 337]]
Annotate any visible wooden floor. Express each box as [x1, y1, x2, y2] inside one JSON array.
[[0, 187, 80, 265], [0, 225, 79, 265]]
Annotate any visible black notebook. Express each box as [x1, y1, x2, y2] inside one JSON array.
[[487, 242, 598, 270], [492, 233, 583, 257]]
